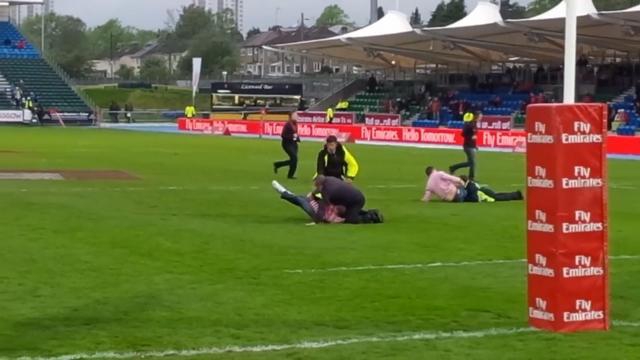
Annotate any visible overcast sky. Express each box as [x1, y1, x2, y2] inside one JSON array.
[[54, 0, 535, 32]]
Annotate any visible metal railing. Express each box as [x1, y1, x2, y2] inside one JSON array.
[[98, 109, 189, 124]]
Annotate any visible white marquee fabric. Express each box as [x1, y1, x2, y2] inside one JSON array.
[[275, 0, 640, 68]]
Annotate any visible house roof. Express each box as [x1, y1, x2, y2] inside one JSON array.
[[243, 26, 337, 48]]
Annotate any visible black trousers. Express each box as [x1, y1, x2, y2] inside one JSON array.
[[450, 147, 477, 180], [274, 141, 298, 178], [479, 187, 522, 202], [342, 195, 366, 224]]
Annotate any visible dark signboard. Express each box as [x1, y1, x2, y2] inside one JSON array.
[[211, 82, 303, 96]]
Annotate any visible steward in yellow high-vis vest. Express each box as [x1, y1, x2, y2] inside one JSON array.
[[185, 105, 197, 118], [316, 135, 359, 181]]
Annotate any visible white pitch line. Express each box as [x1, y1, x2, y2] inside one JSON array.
[[284, 255, 640, 274], [0, 184, 416, 193], [6, 321, 640, 360], [5, 327, 537, 360]]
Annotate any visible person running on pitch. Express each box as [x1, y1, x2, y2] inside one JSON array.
[[449, 110, 479, 180], [313, 175, 383, 224], [422, 166, 467, 203], [459, 175, 524, 203], [274, 113, 300, 179], [316, 135, 359, 181]]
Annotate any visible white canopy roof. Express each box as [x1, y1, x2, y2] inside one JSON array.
[[275, 0, 640, 68]]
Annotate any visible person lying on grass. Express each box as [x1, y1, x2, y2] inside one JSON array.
[[272, 180, 345, 224], [272, 179, 383, 224], [459, 175, 524, 203], [422, 166, 467, 203]]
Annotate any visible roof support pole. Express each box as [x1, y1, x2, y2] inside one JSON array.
[[564, 0, 578, 103]]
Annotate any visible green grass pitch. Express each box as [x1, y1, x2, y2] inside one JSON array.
[[0, 127, 639, 359]]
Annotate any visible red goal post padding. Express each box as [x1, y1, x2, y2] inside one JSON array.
[[526, 103, 609, 333]]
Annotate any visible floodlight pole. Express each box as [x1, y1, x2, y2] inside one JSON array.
[[40, 5, 44, 55], [563, 0, 578, 103]]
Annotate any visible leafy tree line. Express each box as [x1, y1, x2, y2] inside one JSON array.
[[21, 5, 242, 81]]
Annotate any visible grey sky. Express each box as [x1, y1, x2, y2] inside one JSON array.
[[55, 0, 534, 33]]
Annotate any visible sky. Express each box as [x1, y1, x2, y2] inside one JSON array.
[[54, 0, 535, 33]]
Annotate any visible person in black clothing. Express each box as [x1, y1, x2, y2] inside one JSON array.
[[313, 175, 382, 224], [109, 101, 121, 123], [450, 111, 479, 180], [273, 114, 300, 179], [367, 74, 378, 93], [460, 175, 523, 203], [316, 136, 359, 181]]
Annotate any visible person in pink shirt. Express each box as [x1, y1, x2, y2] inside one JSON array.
[[422, 166, 467, 203]]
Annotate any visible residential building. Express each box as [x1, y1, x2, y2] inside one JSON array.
[[241, 26, 343, 77], [210, 0, 244, 33], [11, 0, 54, 24], [91, 42, 187, 78]]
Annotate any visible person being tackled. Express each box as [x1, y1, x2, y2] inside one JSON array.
[[316, 135, 359, 182]]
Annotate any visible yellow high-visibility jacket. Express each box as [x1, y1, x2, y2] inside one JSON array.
[[316, 144, 359, 180]]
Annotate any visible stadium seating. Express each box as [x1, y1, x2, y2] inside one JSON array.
[[0, 59, 91, 113], [0, 22, 91, 115], [412, 120, 439, 128], [616, 125, 637, 136], [0, 22, 39, 59], [447, 120, 465, 129]]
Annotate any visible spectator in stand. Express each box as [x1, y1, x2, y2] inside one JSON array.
[[109, 101, 121, 123], [367, 73, 378, 93], [450, 111, 479, 180], [431, 97, 441, 121], [3, 38, 11, 47], [335, 99, 349, 111], [16, 39, 26, 50], [12, 85, 22, 108], [614, 109, 630, 129], [124, 103, 134, 123], [490, 95, 502, 107]]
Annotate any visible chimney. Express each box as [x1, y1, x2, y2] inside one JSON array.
[[370, 0, 378, 24]]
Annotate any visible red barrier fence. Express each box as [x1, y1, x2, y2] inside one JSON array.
[[526, 104, 609, 332], [177, 118, 640, 156]]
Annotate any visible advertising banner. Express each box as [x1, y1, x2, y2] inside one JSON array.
[[526, 103, 609, 332], [364, 113, 402, 126], [297, 111, 355, 124], [478, 115, 512, 130], [176, 118, 639, 156], [0, 110, 25, 123]]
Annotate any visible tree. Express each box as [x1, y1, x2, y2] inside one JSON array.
[[115, 64, 135, 80], [410, 7, 423, 26], [21, 13, 92, 78], [526, 0, 560, 16], [427, 0, 467, 27], [500, 0, 527, 19], [593, 0, 640, 11], [140, 57, 171, 83], [315, 4, 353, 27], [377, 6, 385, 20], [246, 27, 261, 39]]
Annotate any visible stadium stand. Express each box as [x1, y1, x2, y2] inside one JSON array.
[[0, 22, 91, 119]]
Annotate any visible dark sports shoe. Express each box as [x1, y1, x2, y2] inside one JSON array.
[[273, 163, 278, 174], [516, 190, 524, 200]]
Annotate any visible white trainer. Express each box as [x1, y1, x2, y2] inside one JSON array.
[[271, 180, 288, 194]]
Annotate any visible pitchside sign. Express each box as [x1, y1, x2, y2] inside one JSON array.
[[526, 104, 609, 332]]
